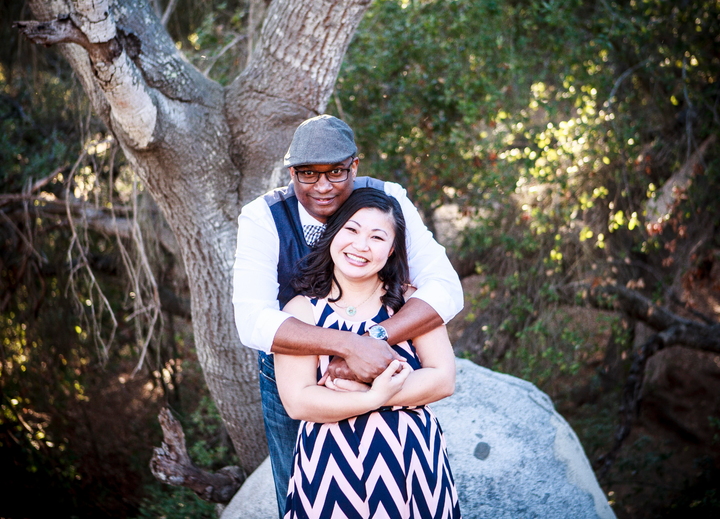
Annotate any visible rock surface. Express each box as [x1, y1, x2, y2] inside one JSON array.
[[221, 359, 615, 519], [642, 345, 720, 445]]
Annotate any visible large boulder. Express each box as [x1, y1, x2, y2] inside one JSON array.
[[641, 345, 720, 445], [222, 359, 615, 519]]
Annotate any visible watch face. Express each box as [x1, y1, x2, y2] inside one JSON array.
[[369, 325, 388, 340]]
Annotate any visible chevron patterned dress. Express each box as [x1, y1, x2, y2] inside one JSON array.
[[283, 298, 461, 519]]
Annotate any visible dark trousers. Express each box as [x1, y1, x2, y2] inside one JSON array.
[[258, 351, 301, 519]]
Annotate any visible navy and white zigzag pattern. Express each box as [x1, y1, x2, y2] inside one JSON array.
[[283, 299, 461, 519]]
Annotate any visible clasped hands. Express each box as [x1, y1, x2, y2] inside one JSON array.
[[317, 334, 410, 393]]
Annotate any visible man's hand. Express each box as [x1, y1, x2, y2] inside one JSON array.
[[343, 334, 403, 383], [324, 357, 355, 381]]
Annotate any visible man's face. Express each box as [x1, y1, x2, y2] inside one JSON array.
[[290, 157, 358, 223]]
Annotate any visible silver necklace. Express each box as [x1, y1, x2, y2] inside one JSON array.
[[334, 281, 382, 317]]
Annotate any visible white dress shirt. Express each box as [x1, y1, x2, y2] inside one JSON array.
[[232, 180, 463, 354]]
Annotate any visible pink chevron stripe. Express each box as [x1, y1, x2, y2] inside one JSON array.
[[297, 425, 364, 481], [330, 502, 351, 519], [371, 501, 402, 519], [293, 456, 368, 516], [357, 419, 404, 459], [364, 458, 411, 519], [405, 451, 449, 512], [400, 416, 439, 471]]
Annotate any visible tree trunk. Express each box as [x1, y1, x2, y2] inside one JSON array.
[[21, 0, 370, 475]]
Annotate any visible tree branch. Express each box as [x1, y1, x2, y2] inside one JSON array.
[[561, 283, 720, 477], [568, 283, 720, 351], [161, 0, 179, 27], [225, 0, 373, 203], [203, 33, 245, 77], [19, 1, 159, 149], [150, 409, 244, 503], [15, 16, 122, 65], [645, 134, 716, 227], [14, 16, 89, 48]]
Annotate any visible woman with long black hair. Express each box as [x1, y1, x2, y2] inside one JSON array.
[[275, 188, 461, 519]]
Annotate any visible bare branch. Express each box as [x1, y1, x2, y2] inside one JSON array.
[[669, 290, 717, 325], [150, 408, 244, 503], [559, 282, 720, 476], [605, 59, 650, 115], [30, 165, 66, 193], [0, 211, 47, 264], [14, 16, 90, 48], [15, 16, 121, 64], [64, 151, 118, 363], [572, 283, 720, 351], [203, 33, 245, 77], [161, 0, 179, 27], [682, 57, 694, 165], [129, 171, 162, 376], [333, 90, 346, 121], [645, 134, 716, 227]]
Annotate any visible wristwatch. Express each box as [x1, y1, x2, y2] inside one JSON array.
[[368, 324, 389, 341]]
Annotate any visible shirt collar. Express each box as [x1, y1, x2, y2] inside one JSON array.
[[297, 201, 325, 227]]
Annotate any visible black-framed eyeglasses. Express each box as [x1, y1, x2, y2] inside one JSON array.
[[294, 167, 351, 184]]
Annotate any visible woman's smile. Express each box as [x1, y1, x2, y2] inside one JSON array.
[[344, 252, 369, 265]]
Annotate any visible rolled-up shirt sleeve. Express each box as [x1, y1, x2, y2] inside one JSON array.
[[232, 198, 291, 353], [384, 181, 464, 323]]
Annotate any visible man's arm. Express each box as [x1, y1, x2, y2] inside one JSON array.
[[378, 297, 443, 346], [324, 296, 442, 382], [232, 197, 291, 352], [272, 317, 401, 382]]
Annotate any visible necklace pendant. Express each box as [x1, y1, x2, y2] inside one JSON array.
[[346, 306, 357, 317]]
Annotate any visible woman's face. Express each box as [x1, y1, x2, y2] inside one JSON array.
[[330, 207, 396, 282]]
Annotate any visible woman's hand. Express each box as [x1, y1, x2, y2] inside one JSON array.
[[323, 377, 371, 393], [367, 360, 411, 405]]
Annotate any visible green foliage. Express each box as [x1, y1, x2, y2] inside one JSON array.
[[658, 458, 720, 517], [188, 396, 237, 468], [492, 306, 610, 388], [135, 482, 218, 519], [0, 61, 85, 195], [338, 0, 720, 383], [710, 415, 720, 445], [180, 1, 251, 85]]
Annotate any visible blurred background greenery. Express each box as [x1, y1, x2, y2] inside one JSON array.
[[2, 0, 719, 517]]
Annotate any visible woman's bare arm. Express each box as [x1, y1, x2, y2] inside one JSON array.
[[383, 324, 456, 407]]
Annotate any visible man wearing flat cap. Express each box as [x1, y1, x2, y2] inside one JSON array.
[[232, 115, 463, 517]]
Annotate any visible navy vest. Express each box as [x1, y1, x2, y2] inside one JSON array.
[[264, 176, 386, 308]]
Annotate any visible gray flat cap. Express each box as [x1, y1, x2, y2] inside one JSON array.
[[284, 115, 358, 168]]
